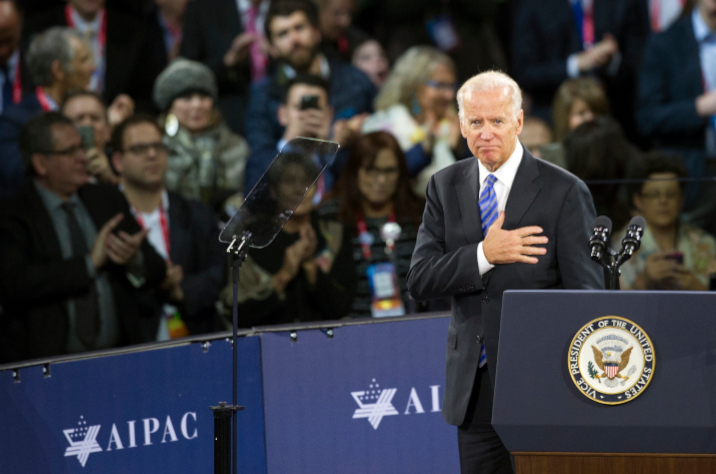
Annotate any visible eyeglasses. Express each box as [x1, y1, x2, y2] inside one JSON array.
[[425, 80, 458, 92], [361, 166, 400, 179], [124, 142, 169, 156], [40, 144, 84, 157], [640, 191, 681, 201]]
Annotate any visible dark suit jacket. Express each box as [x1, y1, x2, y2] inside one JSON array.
[[21, 7, 167, 112], [136, 192, 226, 341], [407, 147, 604, 427], [637, 14, 707, 173], [511, 0, 649, 130], [0, 182, 167, 363], [0, 92, 42, 201]]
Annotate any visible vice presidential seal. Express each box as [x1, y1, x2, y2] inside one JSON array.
[[568, 316, 655, 405]]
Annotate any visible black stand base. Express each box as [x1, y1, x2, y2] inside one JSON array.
[[211, 402, 245, 474]]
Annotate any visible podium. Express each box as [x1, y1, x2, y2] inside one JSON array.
[[492, 290, 716, 474]]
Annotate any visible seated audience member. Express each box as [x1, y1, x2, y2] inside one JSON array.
[[21, 0, 167, 111], [245, 0, 376, 152], [0, 0, 27, 115], [322, 131, 440, 318], [153, 58, 250, 215], [564, 116, 636, 231], [638, 0, 716, 209], [512, 0, 649, 135], [615, 152, 716, 291], [153, 0, 191, 61], [111, 115, 226, 340], [520, 116, 553, 159], [230, 157, 355, 327], [244, 74, 359, 198], [362, 46, 464, 195], [0, 113, 166, 363], [180, 0, 271, 133], [0, 27, 94, 200], [351, 36, 389, 90], [315, 0, 366, 62]]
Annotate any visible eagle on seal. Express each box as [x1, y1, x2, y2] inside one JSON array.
[[592, 345, 632, 382]]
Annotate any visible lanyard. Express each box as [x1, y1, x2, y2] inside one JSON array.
[[65, 6, 107, 52], [10, 55, 21, 104], [572, 1, 595, 49], [134, 205, 171, 261], [35, 87, 53, 111], [357, 211, 395, 260]]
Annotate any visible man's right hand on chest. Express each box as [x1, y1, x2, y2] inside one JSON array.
[[482, 211, 548, 265]]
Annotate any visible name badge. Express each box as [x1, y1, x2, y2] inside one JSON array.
[[367, 263, 405, 318]]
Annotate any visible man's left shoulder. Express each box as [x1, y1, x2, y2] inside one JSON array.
[[329, 59, 374, 90]]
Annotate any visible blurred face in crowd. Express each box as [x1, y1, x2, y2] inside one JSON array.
[[520, 118, 552, 158], [169, 92, 213, 134], [698, 0, 716, 30], [153, 0, 191, 14], [568, 98, 595, 131], [0, 1, 21, 67], [319, 0, 353, 41], [633, 172, 684, 229], [277, 162, 315, 216], [59, 36, 95, 91], [416, 62, 456, 121], [68, 0, 106, 21], [62, 95, 110, 149], [112, 123, 168, 190], [357, 148, 400, 207], [279, 83, 331, 138], [460, 86, 523, 172], [268, 12, 321, 71], [33, 124, 89, 196], [352, 40, 389, 88]]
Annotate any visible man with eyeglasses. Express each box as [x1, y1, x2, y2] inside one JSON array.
[[0, 112, 167, 364], [111, 115, 226, 341]]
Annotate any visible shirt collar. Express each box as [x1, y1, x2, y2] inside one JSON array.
[[4, 49, 19, 76], [237, 0, 270, 17], [70, 7, 103, 33], [477, 141, 524, 190], [693, 8, 714, 43], [34, 180, 82, 211], [118, 184, 170, 213], [280, 54, 330, 80]]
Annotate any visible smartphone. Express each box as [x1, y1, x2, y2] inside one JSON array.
[[664, 252, 684, 265], [77, 126, 94, 150], [300, 95, 320, 111]]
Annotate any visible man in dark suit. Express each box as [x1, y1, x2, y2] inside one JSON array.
[[407, 71, 603, 473], [111, 115, 226, 340], [511, 0, 649, 137], [0, 27, 94, 200], [637, 0, 716, 214], [20, 0, 167, 112], [0, 0, 32, 115], [0, 112, 166, 364]]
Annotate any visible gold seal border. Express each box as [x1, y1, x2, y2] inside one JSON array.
[[568, 315, 656, 406]]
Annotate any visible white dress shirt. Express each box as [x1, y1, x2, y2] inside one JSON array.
[[476, 142, 524, 275]]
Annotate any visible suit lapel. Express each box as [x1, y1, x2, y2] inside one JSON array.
[[22, 183, 64, 261], [167, 193, 191, 265], [504, 147, 540, 230], [456, 159, 484, 244]]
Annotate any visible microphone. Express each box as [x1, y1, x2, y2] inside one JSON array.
[[589, 215, 612, 263], [620, 216, 646, 257]]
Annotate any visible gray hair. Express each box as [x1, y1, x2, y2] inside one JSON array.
[[457, 71, 522, 123], [26, 27, 80, 87], [374, 46, 455, 112]]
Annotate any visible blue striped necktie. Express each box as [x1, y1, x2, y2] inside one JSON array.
[[478, 174, 497, 368]]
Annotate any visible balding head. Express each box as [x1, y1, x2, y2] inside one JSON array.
[[0, 0, 22, 67], [457, 71, 522, 124]]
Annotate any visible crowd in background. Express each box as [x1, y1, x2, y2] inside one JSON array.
[[1, 0, 715, 363]]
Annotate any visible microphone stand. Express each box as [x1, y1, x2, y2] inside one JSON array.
[[211, 233, 250, 474], [593, 248, 621, 290]]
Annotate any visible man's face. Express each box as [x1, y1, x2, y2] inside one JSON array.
[[279, 83, 330, 138], [268, 12, 320, 71], [113, 123, 168, 190], [319, 0, 353, 41], [35, 124, 89, 195], [68, 0, 106, 19], [0, 1, 21, 66], [62, 95, 110, 149], [62, 37, 95, 91], [460, 87, 523, 172]]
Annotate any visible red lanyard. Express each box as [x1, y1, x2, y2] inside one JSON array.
[[582, 2, 595, 48], [35, 87, 53, 111], [65, 6, 107, 50], [357, 211, 395, 260], [134, 205, 171, 260]]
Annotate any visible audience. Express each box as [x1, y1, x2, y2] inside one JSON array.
[[21, 0, 167, 111], [111, 115, 226, 340], [351, 36, 389, 89], [0, 27, 93, 200], [0, 0, 25, 115], [552, 77, 611, 143], [321, 131, 432, 318], [153, 0, 192, 61], [648, 0, 688, 32], [520, 116, 553, 159], [245, 0, 376, 152], [362, 46, 463, 195], [564, 116, 636, 231], [315, 0, 366, 62], [616, 152, 716, 290], [153, 58, 250, 215], [180, 0, 271, 133], [233, 156, 355, 326], [0, 112, 166, 363]]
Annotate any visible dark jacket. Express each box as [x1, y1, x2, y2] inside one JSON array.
[[407, 148, 604, 427], [0, 182, 167, 363], [0, 92, 43, 201]]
